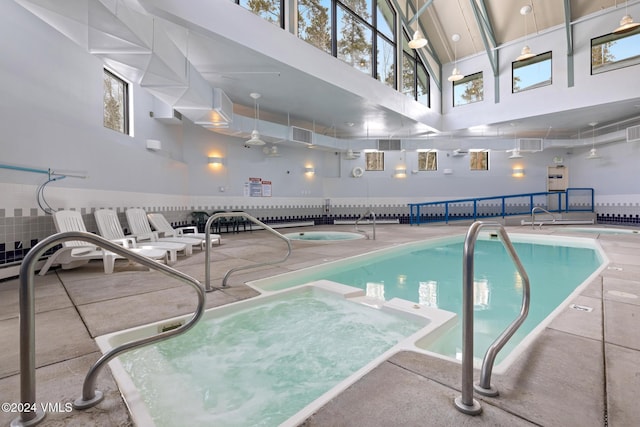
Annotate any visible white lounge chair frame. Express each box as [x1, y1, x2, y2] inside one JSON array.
[[147, 212, 222, 247], [125, 209, 202, 256], [39, 210, 166, 275], [94, 209, 188, 263]]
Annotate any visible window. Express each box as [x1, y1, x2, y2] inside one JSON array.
[[591, 27, 640, 75], [297, 1, 397, 88], [103, 69, 129, 135], [401, 31, 430, 106], [365, 151, 384, 171], [237, 0, 284, 27], [512, 51, 552, 93], [337, 5, 373, 74], [470, 150, 489, 171], [418, 151, 437, 171], [298, 0, 332, 54], [453, 72, 483, 107]]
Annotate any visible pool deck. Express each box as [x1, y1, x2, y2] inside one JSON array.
[[1, 223, 639, 426]]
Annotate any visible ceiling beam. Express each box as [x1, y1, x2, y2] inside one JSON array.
[[408, 0, 435, 25], [564, 0, 575, 87], [469, 0, 498, 76], [469, 0, 500, 102]]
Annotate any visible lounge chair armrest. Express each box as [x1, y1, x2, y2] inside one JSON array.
[[132, 232, 159, 242]]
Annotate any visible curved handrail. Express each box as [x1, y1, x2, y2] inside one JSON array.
[[204, 212, 292, 292], [354, 209, 376, 240], [531, 206, 559, 229], [14, 231, 205, 426], [454, 222, 530, 415]]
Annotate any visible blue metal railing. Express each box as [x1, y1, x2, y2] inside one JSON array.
[[408, 188, 594, 225]]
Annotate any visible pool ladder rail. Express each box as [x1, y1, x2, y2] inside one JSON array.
[[455, 221, 531, 415], [204, 211, 292, 292], [530, 206, 559, 229], [354, 209, 376, 240], [12, 231, 206, 427]]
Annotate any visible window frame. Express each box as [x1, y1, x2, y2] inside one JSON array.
[[417, 150, 437, 171], [453, 72, 483, 107], [103, 68, 130, 136], [401, 29, 430, 106], [591, 27, 640, 75], [512, 51, 553, 93], [365, 151, 385, 171], [469, 150, 489, 171], [236, 0, 285, 28]]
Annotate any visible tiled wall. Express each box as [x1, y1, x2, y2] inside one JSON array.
[[1, 197, 639, 269]]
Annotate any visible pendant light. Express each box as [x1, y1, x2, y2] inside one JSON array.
[[613, 1, 640, 34], [246, 92, 265, 146], [516, 5, 535, 61], [586, 122, 600, 159], [448, 34, 463, 82], [408, 0, 428, 49]]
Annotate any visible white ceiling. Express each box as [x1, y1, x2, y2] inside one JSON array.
[[15, 0, 640, 148]]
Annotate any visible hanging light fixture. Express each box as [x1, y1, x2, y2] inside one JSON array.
[[586, 122, 600, 159], [448, 34, 463, 82], [614, 0, 640, 34], [246, 92, 265, 146], [408, 0, 428, 49], [516, 5, 535, 61]]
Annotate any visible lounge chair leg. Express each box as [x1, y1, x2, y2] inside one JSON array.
[[103, 254, 116, 274]]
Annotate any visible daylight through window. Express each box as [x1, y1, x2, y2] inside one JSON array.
[[103, 69, 129, 135], [513, 51, 552, 93], [453, 72, 483, 107], [591, 27, 640, 75]]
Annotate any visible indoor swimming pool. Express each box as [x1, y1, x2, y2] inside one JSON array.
[[98, 233, 605, 427], [250, 233, 606, 366]]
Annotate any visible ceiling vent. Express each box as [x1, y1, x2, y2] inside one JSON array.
[[193, 88, 233, 127], [627, 125, 640, 142], [378, 139, 402, 151], [290, 126, 314, 145], [517, 138, 544, 152]]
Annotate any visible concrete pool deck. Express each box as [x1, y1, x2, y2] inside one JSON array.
[[0, 223, 638, 426]]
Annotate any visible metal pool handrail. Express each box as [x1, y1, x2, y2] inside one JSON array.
[[454, 222, 530, 415], [531, 206, 559, 229], [354, 209, 376, 240], [13, 231, 205, 427], [204, 212, 292, 291]]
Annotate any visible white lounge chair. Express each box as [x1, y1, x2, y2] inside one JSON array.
[[94, 209, 188, 263], [125, 209, 203, 255], [147, 212, 222, 247], [39, 210, 167, 276]]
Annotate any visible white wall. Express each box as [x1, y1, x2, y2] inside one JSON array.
[[0, 0, 638, 218]]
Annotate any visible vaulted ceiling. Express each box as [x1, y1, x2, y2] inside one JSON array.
[[14, 0, 640, 149]]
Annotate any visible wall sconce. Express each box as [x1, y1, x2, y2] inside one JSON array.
[[303, 166, 315, 175], [512, 167, 525, 177], [394, 167, 407, 178], [208, 156, 225, 166]]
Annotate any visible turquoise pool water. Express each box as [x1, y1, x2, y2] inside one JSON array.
[[117, 288, 426, 427], [252, 235, 604, 365]]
